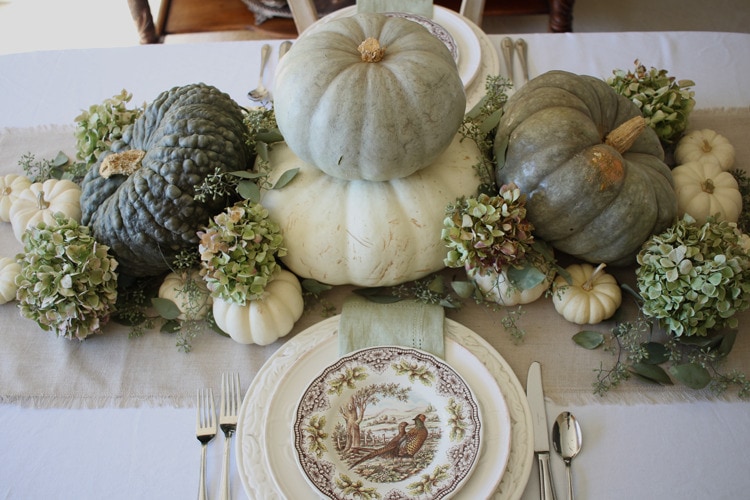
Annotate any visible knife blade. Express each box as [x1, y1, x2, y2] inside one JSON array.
[[527, 361, 557, 500]]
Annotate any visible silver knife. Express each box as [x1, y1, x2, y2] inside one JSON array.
[[527, 361, 557, 500]]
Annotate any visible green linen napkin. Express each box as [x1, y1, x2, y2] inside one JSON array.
[[357, 0, 434, 18], [338, 296, 445, 358]]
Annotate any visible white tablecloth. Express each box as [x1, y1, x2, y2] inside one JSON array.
[[1, 31, 750, 500]]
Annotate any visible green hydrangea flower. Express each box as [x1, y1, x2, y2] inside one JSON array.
[[636, 215, 750, 337], [198, 200, 286, 305], [15, 213, 119, 340]]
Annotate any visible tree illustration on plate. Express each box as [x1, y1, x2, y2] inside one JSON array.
[[338, 382, 410, 451]]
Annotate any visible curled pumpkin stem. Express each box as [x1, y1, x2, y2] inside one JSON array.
[[583, 263, 607, 291], [358, 37, 386, 63], [701, 178, 716, 194], [604, 116, 647, 154]]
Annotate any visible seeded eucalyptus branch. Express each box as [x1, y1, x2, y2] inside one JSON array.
[[459, 75, 512, 192]]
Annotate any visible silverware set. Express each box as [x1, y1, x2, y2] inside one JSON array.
[[501, 36, 530, 89], [248, 41, 292, 103], [195, 373, 242, 500], [527, 362, 583, 500]]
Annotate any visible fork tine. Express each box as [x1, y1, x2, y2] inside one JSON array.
[[221, 372, 241, 417]]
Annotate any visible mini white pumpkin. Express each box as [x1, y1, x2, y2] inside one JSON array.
[[158, 269, 212, 320], [553, 263, 622, 325], [260, 134, 482, 287], [9, 179, 82, 242], [0, 174, 32, 222], [671, 160, 742, 224], [212, 269, 304, 345], [674, 129, 735, 171], [0, 256, 21, 304], [473, 266, 552, 306]]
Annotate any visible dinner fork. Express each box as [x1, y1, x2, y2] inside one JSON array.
[[196, 388, 216, 500], [218, 372, 241, 500]]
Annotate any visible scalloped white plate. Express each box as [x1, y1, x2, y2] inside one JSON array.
[[293, 346, 484, 499], [236, 317, 533, 499]]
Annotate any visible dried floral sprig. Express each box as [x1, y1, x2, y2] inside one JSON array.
[[15, 213, 119, 340], [198, 199, 286, 305], [635, 215, 750, 337], [607, 60, 695, 145]]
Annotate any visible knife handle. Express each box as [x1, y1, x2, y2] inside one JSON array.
[[537, 452, 557, 500]]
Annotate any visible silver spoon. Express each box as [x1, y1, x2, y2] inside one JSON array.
[[248, 43, 271, 102], [279, 40, 292, 59], [552, 412, 583, 500], [500, 37, 514, 86], [515, 38, 529, 85]]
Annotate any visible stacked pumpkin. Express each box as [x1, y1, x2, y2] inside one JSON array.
[[261, 13, 483, 287]]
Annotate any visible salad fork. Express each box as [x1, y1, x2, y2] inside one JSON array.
[[218, 373, 241, 500], [196, 388, 216, 500]]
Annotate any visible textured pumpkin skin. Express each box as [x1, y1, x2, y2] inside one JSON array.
[[212, 269, 304, 345], [494, 70, 677, 265], [274, 13, 466, 181], [80, 84, 251, 277], [261, 134, 481, 286]]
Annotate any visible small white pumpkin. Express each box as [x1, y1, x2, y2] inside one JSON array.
[[0, 256, 21, 304], [0, 174, 32, 222], [674, 129, 735, 171], [473, 266, 551, 306], [212, 269, 304, 345], [553, 263, 622, 325], [260, 134, 482, 286], [9, 179, 82, 242], [158, 269, 212, 320], [671, 160, 742, 224]]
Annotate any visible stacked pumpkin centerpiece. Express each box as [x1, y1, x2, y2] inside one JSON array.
[[262, 13, 483, 287]]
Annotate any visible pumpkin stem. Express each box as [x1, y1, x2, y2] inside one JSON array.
[[604, 116, 647, 154], [701, 178, 715, 194], [701, 138, 713, 152], [583, 263, 607, 291], [99, 149, 146, 179], [358, 37, 386, 63], [36, 190, 48, 210]]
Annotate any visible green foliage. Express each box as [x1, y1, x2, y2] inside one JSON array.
[[459, 75, 512, 191], [391, 360, 435, 386], [73, 89, 144, 168], [607, 60, 695, 145], [303, 414, 329, 459], [636, 215, 750, 337], [15, 213, 118, 340], [198, 199, 286, 305], [18, 151, 84, 182], [730, 168, 750, 233]]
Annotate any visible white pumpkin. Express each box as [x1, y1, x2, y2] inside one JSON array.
[[212, 269, 304, 345], [260, 134, 482, 287], [671, 160, 742, 224], [0, 174, 31, 222], [9, 179, 82, 242], [473, 266, 551, 306], [674, 129, 735, 171], [553, 263, 622, 325], [158, 269, 212, 320], [0, 256, 21, 304]]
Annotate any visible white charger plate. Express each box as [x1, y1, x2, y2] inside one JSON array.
[[237, 317, 533, 499], [307, 5, 483, 90]]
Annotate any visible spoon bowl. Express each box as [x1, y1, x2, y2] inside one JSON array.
[[552, 411, 582, 500], [248, 43, 271, 102]]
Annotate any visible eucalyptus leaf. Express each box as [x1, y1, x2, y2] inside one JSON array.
[[301, 278, 333, 295], [668, 363, 711, 389], [354, 287, 401, 303], [572, 330, 605, 349], [256, 129, 283, 143], [238, 180, 261, 203], [641, 341, 670, 364], [507, 264, 545, 290], [160, 319, 181, 333], [52, 151, 70, 167], [273, 168, 299, 190], [450, 280, 476, 299], [478, 108, 503, 135], [717, 329, 737, 357], [256, 141, 269, 162], [151, 297, 181, 320], [464, 93, 489, 119], [629, 362, 673, 385], [229, 170, 265, 180]]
